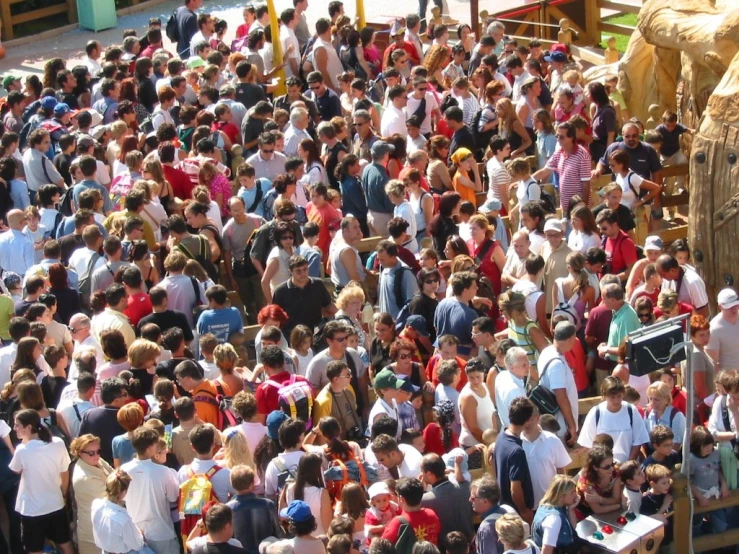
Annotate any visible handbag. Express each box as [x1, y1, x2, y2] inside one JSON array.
[[527, 358, 560, 415]]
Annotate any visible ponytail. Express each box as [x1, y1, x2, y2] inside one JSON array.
[[566, 252, 589, 296], [14, 408, 51, 443], [37, 423, 52, 443]]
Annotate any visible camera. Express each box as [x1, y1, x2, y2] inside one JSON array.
[[346, 426, 363, 441]]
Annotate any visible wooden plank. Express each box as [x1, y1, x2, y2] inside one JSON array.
[[597, 21, 635, 36], [578, 396, 601, 414], [661, 192, 688, 208], [693, 489, 739, 514], [655, 225, 688, 243], [244, 324, 261, 342], [599, 0, 641, 14], [11, 3, 67, 24], [66, 0, 77, 25], [694, 529, 739, 552], [356, 235, 383, 253], [661, 164, 689, 178], [7, 0, 25, 5], [671, 474, 691, 554], [568, 44, 606, 66], [1, 0, 14, 40]]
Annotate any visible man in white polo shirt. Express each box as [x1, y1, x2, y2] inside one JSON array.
[[495, 346, 530, 428], [706, 288, 739, 371]]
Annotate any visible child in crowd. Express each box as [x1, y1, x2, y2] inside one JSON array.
[[689, 426, 730, 535], [642, 425, 681, 472], [434, 361, 461, 435], [422, 400, 459, 456], [620, 460, 645, 512], [199, 333, 219, 380], [629, 263, 662, 307], [559, 69, 584, 107], [658, 368, 687, 416], [396, 377, 420, 433], [419, 248, 447, 295], [457, 200, 476, 242], [365, 481, 401, 542], [23, 206, 48, 263], [669, 239, 692, 268], [345, 328, 370, 370], [401, 429, 425, 454], [640, 464, 674, 546], [214, 343, 245, 395], [148, 378, 178, 427], [289, 325, 314, 377]]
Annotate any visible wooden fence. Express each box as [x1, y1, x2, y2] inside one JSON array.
[[0, 0, 76, 40]]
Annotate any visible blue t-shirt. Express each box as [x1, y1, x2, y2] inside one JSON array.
[[433, 298, 478, 355], [494, 431, 534, 511], [112, 433, 136, 465], [72, 180, 114, 214], [196, 307, 243, 343]]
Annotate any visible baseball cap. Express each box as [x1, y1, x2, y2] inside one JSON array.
[[91, 125, 109, 141], [551, 43, 568, 54], [368, 481, 391, 499], [77, 136, 96, 150], [644, 236, 663, 252], [187, 56, 206, 70], [442, 447, 471, 482], [405, 315, 429, 337], [718, 288, 739, 309], [544, 51, 567, 63], [40, 96, 58, 110], [397, 374, 420, 394], [373, 368, 403, 390], [279, 500, 313, 522], [2, 74, 20, 89], [266, 410, 289, 440], [54, 103, 71, 116], [543, 218, 565, 234], [371, 140, 395, 158], [478, 198, 502, 214]]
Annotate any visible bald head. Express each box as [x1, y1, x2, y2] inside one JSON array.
[[420, 452, 446, 480], [7, 209, 26, 230], [69, 313, 92, 340]]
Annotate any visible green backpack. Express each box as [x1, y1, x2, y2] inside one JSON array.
[[395, 516, 418, 554]]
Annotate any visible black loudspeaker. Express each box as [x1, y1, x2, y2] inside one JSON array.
[[626, 323, 687, 376]]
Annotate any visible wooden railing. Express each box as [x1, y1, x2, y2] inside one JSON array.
[[672, 472, 739, 553], [0, 0, 77, 40]]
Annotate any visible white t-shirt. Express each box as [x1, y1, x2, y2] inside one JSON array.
[[540, 514, 563, 547], [365, 442, 422, 479], [663, 265, 709, 310], [394, 201, 418, 243], [707, 312, 739, 370], [178, 459, 235, 503], [511, 280, 544, 324], [522, 430, 572, 507], [9, 437, 71, 516], [120, 458, 179, 541], [567, 230, 601, 255], [615, 171, 643, 210], [536, 346, 579, 437], [280, 26, 301, 78], [578, 401, 650, 463], [367, 397, 401, 440], [495, 371, 528, 428], [380, 104, 408, 139], [264, 450, 305, 497], [225, 421, 267, 455], [516, 178, 541, 210], [406, 92, 439, 135]]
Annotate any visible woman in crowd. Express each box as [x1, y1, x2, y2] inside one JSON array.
[[495, 98, 531, 159], [644, 381, 686, 450], [335, 284, 370, 352], [261, 221, 297, 303], [281, 500, 326, 554], [10, 409, 73, 554], [520, 201, 547, 255], [587, 81, 617, 161], [533, 109, 557, 182], [405, 168, 434, 240], [385, 135, 407, 180], [608, 150, 662, 228], [533, 475, 580, 554], [408, 268, 442, 342], [255, 304, 290, 360], [450, 147, 482, 206], [119, 77, 151, 124], [130, 240, 160, 290], [567, 205, 600, 254], [485, 136, 512, 213], [299, 138, 328, 186], [516, 77, 542, 153], [458, 358, 495, 468], [384, 339, 429, 389], [112, 402, 145, 468], [48, 263, 81, 325], [426, 136, 453, 195], [369, 313, 397, 380], [575, 445, 623, 518], [551, 251, 595, 332], [467, 214, 506, 305], [424, 45, 451, 87], [444, 236, 470, 263], [360, 27, 381, 73], [91, 470, 145, 553], [71, 434, 114, 554], [498, 290, 549, 369], [281, 452, 332, 535], [429, 192, 462, 257]]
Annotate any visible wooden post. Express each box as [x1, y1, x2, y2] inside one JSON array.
[[66, 0, 78, 26], [671, 473, 691, 554], [470, 0, 479, 37], [583, 0, 600, 45], [1, 0, 13, 41]]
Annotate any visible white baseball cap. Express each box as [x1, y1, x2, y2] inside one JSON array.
[[543, 218, 565, 234], [718, 288, 739, 309], [368, 481, 392, 499], [644, 236, 663, 252]]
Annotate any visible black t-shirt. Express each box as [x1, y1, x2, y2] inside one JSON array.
[[241, 116, 265, 156], [53, 152, 73, 186], [494, 431, 534, 511], [408, 293, 438, 341], [138, 77, 158, 113], [640, 492, 673, 543], [450, 126, 477, 158], [272, 278, 332, 338], [137, 309, 194, 342], [193, 542, 247, 554], [59, 233, 85, 266], [55, 91, 80, 110], [234, 83, 267, 111], [370, 337, 393, 377], [592, 203, 635, 233]]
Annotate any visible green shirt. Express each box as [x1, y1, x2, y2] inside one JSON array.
[[0, 294, 13, 340], [606, 302, 641, 361]]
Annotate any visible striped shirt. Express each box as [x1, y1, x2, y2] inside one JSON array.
[[486, 156, 511, 205], [508, 320, 540, 366], [546, 144, 592, 210]]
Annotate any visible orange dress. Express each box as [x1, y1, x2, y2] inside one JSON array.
[[452, 170, 477, 205]]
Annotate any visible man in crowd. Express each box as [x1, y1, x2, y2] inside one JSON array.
[[706, 288, 739, 371], [656, 254, 709, 317]]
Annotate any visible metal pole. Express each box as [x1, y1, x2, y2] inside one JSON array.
[[680, 319, 694, 554]]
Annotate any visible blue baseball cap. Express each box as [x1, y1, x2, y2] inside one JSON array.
[[40, 96, 58, 110], [405, 315, 429, 337], [279, 500, 313, 522], [266, 410, 289, 440], [397, 374, 420, 394], [544, 51, 567, 63], [54, 103, 71, 116]]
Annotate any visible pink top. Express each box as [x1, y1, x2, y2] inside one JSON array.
[[210, 173, 233, 216]]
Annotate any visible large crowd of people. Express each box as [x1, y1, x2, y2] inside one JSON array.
[[0, 1, 730, 554]]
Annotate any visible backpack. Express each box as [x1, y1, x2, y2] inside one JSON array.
[[178, 465, 222, 541], [139, 116, 155, 135], [595, 403, 635, 427], [265, 375, 314, 430], [323, 454, 378, 502], [236, 228, 260, 278], [110, 174, 135, 211], [191, 381, 239, 431], [394, 516, 418, 554], [78, 253, 102, 313], [57, 187, 75, 217], [525, 179, 557, 214], [47, 409, 70, 448], [273, 457, 297, 496], [367, 73, 386, 104], [527, 358, 560, 415], [472, 105, 496, 160], [176, 235, 220, 284], [645, 406, 677, 426], [165, 8, 180, 43], [552, 279, 581, 330]]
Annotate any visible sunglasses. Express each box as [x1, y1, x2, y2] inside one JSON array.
[[398, 353, 412, 360], [600, 463, 615, 471], [82, 448, 102, 456], [424, 279, 439, 285], [261, 148, 274, 154], [331, 336, 347, 343], [638, 312, 652, 319]]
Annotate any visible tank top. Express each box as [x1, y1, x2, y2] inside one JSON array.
[[325, 142, 348, 190], [330, 243, 363, 288], [516, 96, 540, 129], [471, 238, 502, 297], [459, 383, 496, 447], [313, 37, 345, 91], [286, 485, 327, 535], [409, 191, 430, 233], [508, 320, 540, 366], [266, 247, 293, 292]]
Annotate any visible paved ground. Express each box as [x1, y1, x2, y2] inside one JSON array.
[[0, 0, 475, 78]]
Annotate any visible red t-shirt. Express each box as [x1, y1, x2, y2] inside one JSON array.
[[163, 164, 195, 200], [213, 122, 240, 145], [235, 23, 250, 38], [584, 303, 616, 372], [255, 371, 309, 415], [125, 292, 153, 328], [306, 202, 342, 262], [564, 336, 588, 393], [426, 355, 467, 391], [604, 231, 638, 276], [381, 509, 441, 545], [422, 422, 459, 455], [671, 387, 687, 415]]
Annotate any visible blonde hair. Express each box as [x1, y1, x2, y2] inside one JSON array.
[[540, 475, 577, 507], [128, 339, 161, 369], [384, 179, 406, 199], [495, 98, 518, 134], [214, 343, 239, 372], [494, 513, 526, 547], [336, 284, 365, 311], [105, 469, 132, 501], [451, 255, 475, 274], [221, 429, 255, 470], [0, 368, 35, 402], [563, 69, 581, 84], [647, 381, 672, 405], [423, 44, 450, 74], [565, 251, 589, 296], [505, 158, 531, 179], [70, 434, 101, 458], [109, 121, 128, 140], [657, 289, 679, 311]]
